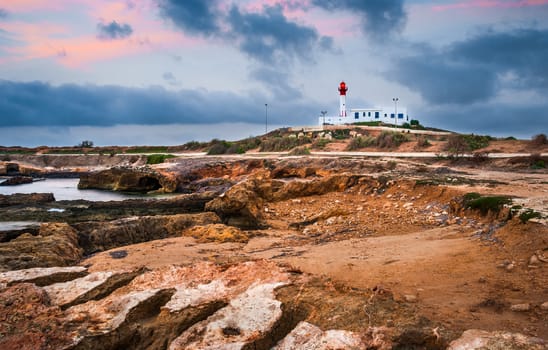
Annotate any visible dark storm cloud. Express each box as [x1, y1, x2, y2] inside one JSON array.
[[97, 21, 133, 40], [0, 80, 316, 127], [157, 0, 220, 36], [227, 5, 330, 64], [312, 0, 406, 38], [250, 67, 302, 100], [390, 28, 548, 105], [421, 103, 548, 139]]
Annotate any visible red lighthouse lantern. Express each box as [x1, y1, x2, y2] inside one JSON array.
[[338, 81, 348, 96]]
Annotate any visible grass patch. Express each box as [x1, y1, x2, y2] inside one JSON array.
[[376, 131, 410, 148], [346, 136, 376, 151], [259, 136, 311, 152], [519, 209, 542, 223], [146, 154, 176, 164], [463, 192, 511, 214], [312, 138, 332, 150], [125, 146, 169, 154], [353, 121, 382, 126], [288, 146, 311, 156]]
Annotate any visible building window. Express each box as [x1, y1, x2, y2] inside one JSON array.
[[390, 113, 395, 118], [354, 112, 359, 119], [375, 112, 379, 119], [398, 113, 404, 119], [363, 112, 366, 117], [384, 113, 387, 117], [368, 112, 371, 117]]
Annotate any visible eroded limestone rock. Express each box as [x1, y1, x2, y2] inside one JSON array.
[[448, 329, 546, 350], [0, 223, 83, 272], [0, 266, 87, 289], [182, 223, 249, 243]]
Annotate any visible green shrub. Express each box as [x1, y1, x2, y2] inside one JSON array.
[[288, 146, 310, 156], [332, 129, 351, 140], [531, 133, 547, 146], [146, 154, 176, 164], [353, 121, 381, 126], [182, 141, 207, 150], [463, 193, 511, 214], [376, 131, 409, 148], [126, 146, 169, 154], [207, 140, 232, 155], [346, 136, 376, 150], [259, 136, 311, 152], [463, 134, 492, 151], [401, 122, 411, 129], [416, 136, 431, 148], [410, 119, 420, 126], [519, 209, 542, 223], [312, 138, 331, 149]]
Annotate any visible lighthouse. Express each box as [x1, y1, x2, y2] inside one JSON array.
[[338, 81, 348, 117]]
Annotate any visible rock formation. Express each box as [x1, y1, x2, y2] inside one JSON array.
[[0, 223, 83, 272]]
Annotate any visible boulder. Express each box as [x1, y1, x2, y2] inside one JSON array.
[[448, 329, 546, 349], [0, 223, 83, 272], [182, 224, 249, 243], [0, 192, 55, 207], [74, 212, 221, 254], [205, 180, 265, 229], [78, 167, 177, 193]]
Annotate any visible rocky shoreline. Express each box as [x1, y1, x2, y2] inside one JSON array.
[[0, 156, 546, 349]]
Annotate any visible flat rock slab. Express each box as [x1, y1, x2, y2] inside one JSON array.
[[168, 282, 286, 350], [448, 329, 546, 350], [273, 321, 375, 349], [0, 266, 87, 289], [44, 269, 142, 308]]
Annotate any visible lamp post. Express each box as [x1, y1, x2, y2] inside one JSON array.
[[265, 103, 268, 134], [320, 110, 327, 129], [392, 97, 399, 129]]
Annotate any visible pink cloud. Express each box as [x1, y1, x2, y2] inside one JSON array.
[[1, 0, 205, 67], [1, 0, 87, 12], [433, 0, 548, 11]]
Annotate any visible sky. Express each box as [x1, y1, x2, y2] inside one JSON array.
[[0, 0, 547, 146]]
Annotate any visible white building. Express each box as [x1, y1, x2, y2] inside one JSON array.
[[319, 81, 409, 126]]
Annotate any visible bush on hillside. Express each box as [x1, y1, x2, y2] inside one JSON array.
[[146, 154, 176, 164], [346, 136, 376, 151], [376, 131, 410, 149], [531, 133, 547, 146], [259, 136, 311, 152]]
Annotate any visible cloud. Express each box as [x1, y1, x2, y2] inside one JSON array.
[[157, 0, 220, 36], [432, 0, 548, 11], [227, 5, 331, 65], [162, 72, 180, 86], [250, 67, 303, 100], [422, 102, 548, 139], [389, 28, 548, 105], [312, 0, 406, 39], [97, 20, 133, 40], [0, 80, 317, 127], [0, 8, 7, 18]]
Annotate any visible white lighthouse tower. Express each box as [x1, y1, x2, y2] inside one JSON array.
[[338, 81, 348, 117]]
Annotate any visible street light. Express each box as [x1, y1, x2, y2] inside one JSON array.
[[392, 97, 399, 129], [320, 110, 327, 129], [265, 103, 268, 134]]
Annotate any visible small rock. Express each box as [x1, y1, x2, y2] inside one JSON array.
[[510, 303, 530, 312], [540, 302, 548, 310], [109, 250, 128, 259], [505, 263, 515, 272], [403, 294, 417, 303], [529, 255, 540, 265], [478, 277, 487, 283]]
